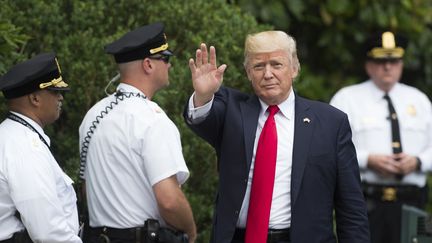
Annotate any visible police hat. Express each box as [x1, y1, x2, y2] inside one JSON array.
[[105, 22, 173, 63], [365, 31, 407, 60], [0, 52, 70, 99]]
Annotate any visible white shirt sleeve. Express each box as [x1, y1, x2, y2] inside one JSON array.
[[330, 91, 369, 169], [140, 112, 189, 186], [8, 146, 82, 243], [417, 96, 432, 172]]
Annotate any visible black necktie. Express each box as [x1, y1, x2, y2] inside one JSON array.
[[383, 93, 402, 154], [383, 93, 403, 180]]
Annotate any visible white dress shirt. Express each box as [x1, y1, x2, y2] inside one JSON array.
[[330, 81, 432, 187], [188, 90, 295, 229], [0, 112, 81, 242], [79, 83, 189, 228]]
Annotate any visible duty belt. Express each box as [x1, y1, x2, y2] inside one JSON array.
[[362, 183, 423, 202], [89, 225, 188, 243], [89, 226, 143, 243]]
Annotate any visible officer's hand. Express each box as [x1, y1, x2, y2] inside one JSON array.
[[187, 231, 197, 243], [393, 153, 418, 175], [367, 154, 400, 177], [189, 43, 227, 107]]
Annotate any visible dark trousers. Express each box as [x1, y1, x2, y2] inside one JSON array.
[[0, 231, 32, 243], [0, 238, 14, 243], [368, 202, 402, 243], [364, 184, 428, 243]]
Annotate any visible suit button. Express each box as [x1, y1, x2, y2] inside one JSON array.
[[235, 210, 239, 215], [244, 179, 247, 183]]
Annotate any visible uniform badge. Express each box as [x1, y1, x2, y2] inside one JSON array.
[[406, 105, 416, 116], [32, 138, 40, 148], [154, 107, 162, 113]]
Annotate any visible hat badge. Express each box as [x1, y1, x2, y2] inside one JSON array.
[[382, 32, 396, 49]]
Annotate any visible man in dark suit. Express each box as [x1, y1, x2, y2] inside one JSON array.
[[183, 31, 370, 243]]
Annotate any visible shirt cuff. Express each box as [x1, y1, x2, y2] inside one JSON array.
[[187, 93, 213, 121]]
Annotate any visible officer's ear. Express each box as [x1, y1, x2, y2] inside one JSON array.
[[141, 58, 154, 74], [27, 92, 40, 105], [28, 92, 41, 107]]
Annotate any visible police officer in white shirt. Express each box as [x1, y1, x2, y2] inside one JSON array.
[[0, 53, 82, 243], [78, 22, 196, 243], [330, 31, 432, 243]]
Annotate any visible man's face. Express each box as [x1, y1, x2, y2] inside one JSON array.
[[149, 54, 172, 88], [365, 59, 403, 91], [37, 89, 64, 126], [246, 50, 298, 105]]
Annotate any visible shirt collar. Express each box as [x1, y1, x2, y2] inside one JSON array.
[[10, 111, 51, 145], [116, 83, 147, 97], [258, 88, 295, 120], [367, 80, 400, 102]]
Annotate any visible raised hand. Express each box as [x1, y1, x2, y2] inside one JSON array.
[[189, 43, 227, 107]]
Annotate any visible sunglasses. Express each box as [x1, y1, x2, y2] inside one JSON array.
[[148, 54, 171, 63]]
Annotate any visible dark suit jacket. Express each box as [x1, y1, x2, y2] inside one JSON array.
[[184, 86, 370, 243]]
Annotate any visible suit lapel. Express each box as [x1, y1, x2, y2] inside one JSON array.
[[240, 95, 260, 170], [291, 95, 314, 207]]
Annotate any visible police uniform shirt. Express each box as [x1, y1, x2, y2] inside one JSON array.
[[0, 112, 81, 242], [79, 83, 189, 228], [330, 80, 432, 187]]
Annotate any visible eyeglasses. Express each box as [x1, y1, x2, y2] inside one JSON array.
[[148, 55, 171, 64], [371, 58, 402, 65]]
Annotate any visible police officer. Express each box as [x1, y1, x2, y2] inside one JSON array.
[[79, 22, 197, 243], [331, 31, 432, 243], [0, 53, 82, 242]]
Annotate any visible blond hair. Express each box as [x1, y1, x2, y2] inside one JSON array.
[[244, 31, 300, 72]]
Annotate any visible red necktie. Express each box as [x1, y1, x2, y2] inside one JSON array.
[[245, 105, 279, 243]]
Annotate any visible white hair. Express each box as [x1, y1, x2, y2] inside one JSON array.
[[244, 30, 300, 72]]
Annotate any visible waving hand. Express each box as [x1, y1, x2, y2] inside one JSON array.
[[189, 43, 227, 107]]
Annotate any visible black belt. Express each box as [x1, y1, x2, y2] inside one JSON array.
[[89, 225, 187, 243], [0, 238, 13, 243], [89, 226, 144, 240], [233, 228, 290, 242], [362, 183, 425, 202]]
